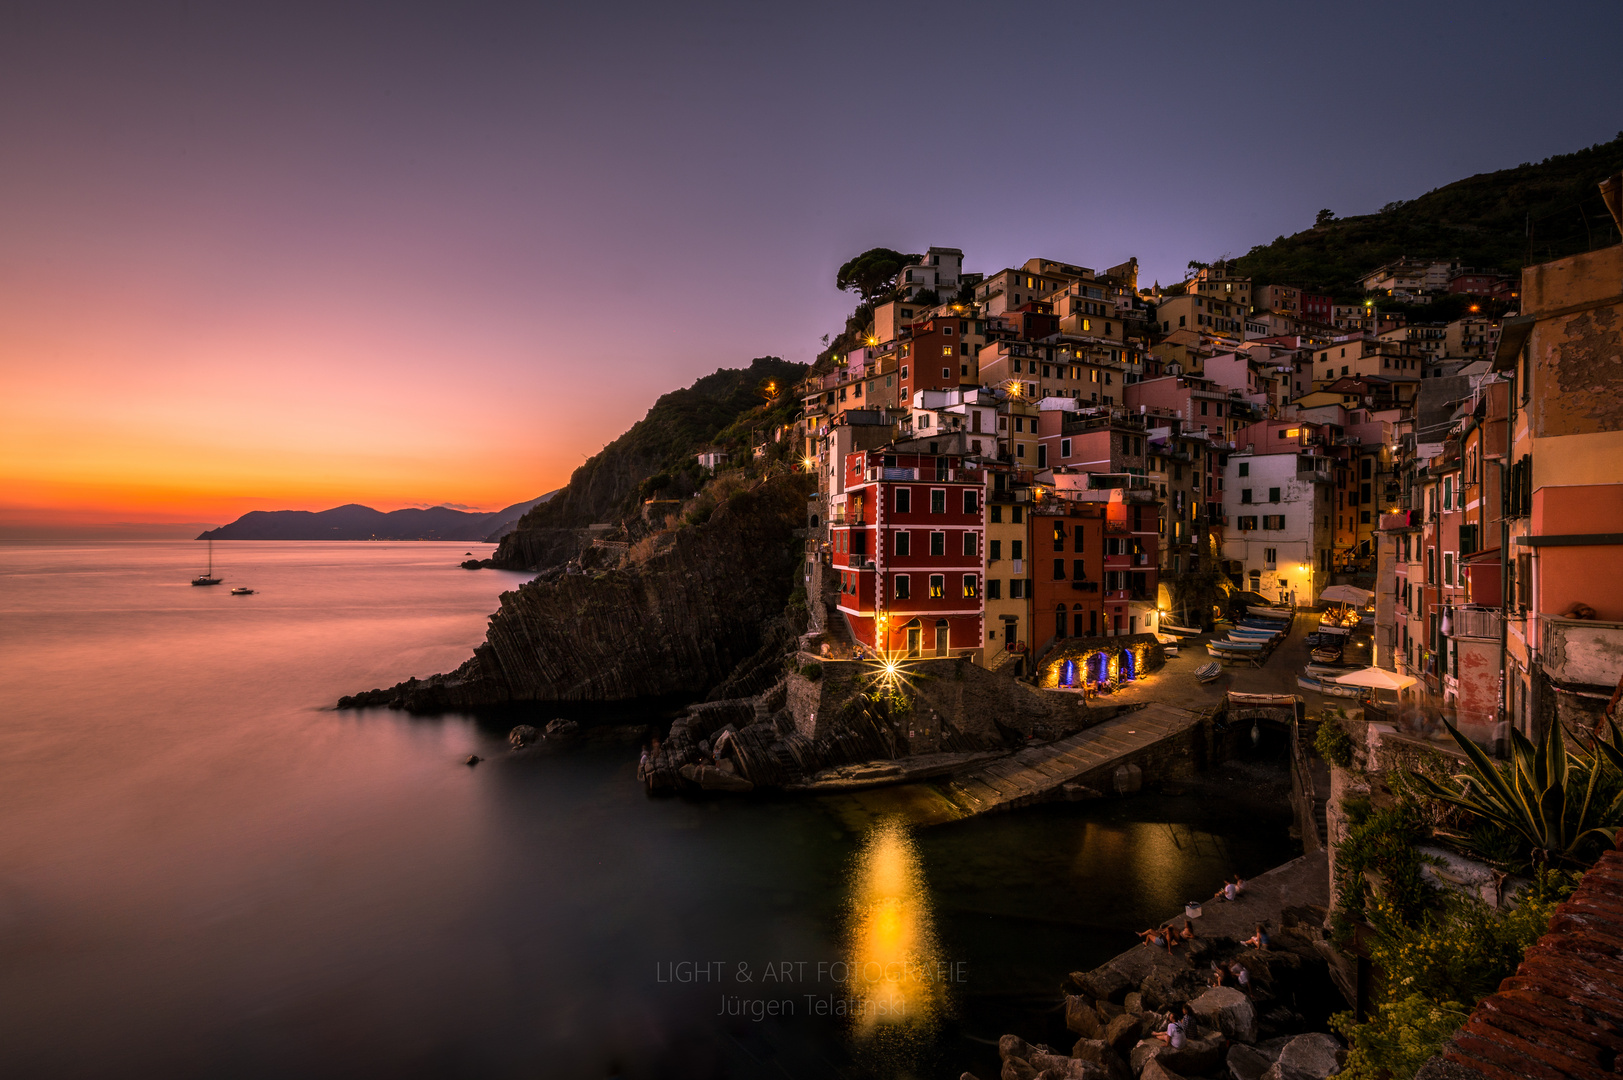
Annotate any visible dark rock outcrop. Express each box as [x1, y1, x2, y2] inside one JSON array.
[[340, 473, 810, 712]]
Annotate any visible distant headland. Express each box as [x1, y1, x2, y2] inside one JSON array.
[[197, 493, 556, 542]]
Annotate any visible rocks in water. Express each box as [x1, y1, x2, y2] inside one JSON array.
[[1263, 1033, 1344, 1080], [1228, 1043, 1284, 1080], [544, 718, 580, 739], [1064, 995, 1102, 1038], [1073, 966, 1133, 1004], [459, 559, 483, 569], [1103, 1012, 1142, 1054], [679, 763, 754, 792], [1140, 1059, 1189, 1080], [1069, 1039, 1131, 1080], [508, 725, 539, 749], [465, 755, 481, 766], [1191, 985, 1258, 1044], [1133, 1033, 1226, 1077]]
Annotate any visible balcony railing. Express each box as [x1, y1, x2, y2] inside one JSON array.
[[1450, 607, 1501, 640]]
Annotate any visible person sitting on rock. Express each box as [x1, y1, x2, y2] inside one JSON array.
[[1231, 875, 1247, 897], [1242, 923, 1270, 950], [1208, 961, 1226, 987], [637, 743, 650, 779], [1213, 879, 1239, 902], [1178, 919, 1197, 943], [1152, 1011, 1185, 1049], [1135, 927, 1174, 952], [1229, 961, 1252, 993]]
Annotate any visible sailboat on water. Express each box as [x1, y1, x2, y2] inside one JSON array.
[[192, 539, 222, 586]]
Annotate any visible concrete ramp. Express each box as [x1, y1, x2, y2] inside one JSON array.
[[818, 701, 1208, 830]]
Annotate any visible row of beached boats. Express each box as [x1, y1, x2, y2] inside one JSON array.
[[1205, 606, 1294, 661]]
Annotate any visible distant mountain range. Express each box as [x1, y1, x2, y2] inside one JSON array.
[[197, 493, 557, 542]]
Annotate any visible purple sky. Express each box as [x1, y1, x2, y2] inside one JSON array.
[[3, 1, 1621, 528]]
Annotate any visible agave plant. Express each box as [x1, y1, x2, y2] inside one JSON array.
[[1415, 720, 1623, 869]]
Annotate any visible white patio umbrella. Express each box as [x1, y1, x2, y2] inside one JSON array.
[[1319, 584, 1373, 606], [1333, 667, 1417, 692]]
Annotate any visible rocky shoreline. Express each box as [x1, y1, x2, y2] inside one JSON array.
[[970, 852, 1345, 1080]]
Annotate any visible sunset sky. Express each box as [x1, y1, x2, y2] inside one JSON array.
[[4, 2, 1620, 536]]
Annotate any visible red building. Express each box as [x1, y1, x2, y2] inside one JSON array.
[[1028, 495, 1161, 653], [1301, 293, 1333, 325], [831, 448, 985, 660], [896, 314, 978, 403]]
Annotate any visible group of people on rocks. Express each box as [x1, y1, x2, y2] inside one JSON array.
[[1133, 870, 1268, 1027]]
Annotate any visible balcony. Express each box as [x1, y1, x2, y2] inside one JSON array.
[[1540, 617, 1623, 688], [1449, 606, 1501, 641], [1071, 581, 1099, 592], [829, 512, 865, 527]]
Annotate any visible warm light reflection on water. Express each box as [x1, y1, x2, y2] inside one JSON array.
[[845, 817, 944, 1053]]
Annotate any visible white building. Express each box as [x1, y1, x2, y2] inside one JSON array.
[[1220, 449, 1333, 603]]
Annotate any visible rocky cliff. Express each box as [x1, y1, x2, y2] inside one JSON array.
[[341, 472, 811, 711], [488, 356, 804, 570]]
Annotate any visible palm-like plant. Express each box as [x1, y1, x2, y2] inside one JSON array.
[[1415, 720, 1623, 869]]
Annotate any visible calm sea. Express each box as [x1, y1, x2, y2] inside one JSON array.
[[0, 541, 1296, 1079]]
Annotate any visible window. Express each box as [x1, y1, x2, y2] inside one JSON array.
[[894, 575, 910, 600], [1012, 507, 1023, 525], [1072, 559, 1086, 581], [986, 579, 1002, 600], [895, 488, 911, 513], [962, 489, 977, 514], [1053, 559, 1066, 580], [1238, 462, 1249, 477], [1010, 579, 1026, 599], [1072, 527, 1084, 553], [1359, 510, 1371, 525], [929, 574, 945, 598], [1264, 515, 1285, 530], [962, 532, 976, 558], [1264, 547, 1277, 565], [895, 532, 910, 556], [930, 489, 945, 514], [1037, 444, 1048, 468], [962, 574, 978, 599], [1061, 438, 1071, 458], [1011, 539, 1023, 560], [1269, 487, 1280, 503], [1241, 488, 1253, 504], [1053, 522, 1065, 551], [989, 505, 1002, 524], [1444, 552, 1455, 586], [1238, 516, 1258, 531], [989, 539, 1001, 561], [929, 532, 945, 556]]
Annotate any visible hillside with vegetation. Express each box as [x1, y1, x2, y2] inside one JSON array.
[[491, 355, 806, 568], [1222, 132, 1623, 299]]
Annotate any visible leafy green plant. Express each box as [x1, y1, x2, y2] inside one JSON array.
[[1332, 873, 1575, 1079], [1333, 800, 1430, 934], [1415, 720, 1623, 870], [799, 663, 822, 682], [1316, 717, 1355, 767]]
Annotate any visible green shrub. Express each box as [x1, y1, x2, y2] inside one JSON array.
[[799, 664, 823, 681], [1316, 717, 1355, 767], [1332, 872, 1575, 1079], [1333, 800, 1430, 933]]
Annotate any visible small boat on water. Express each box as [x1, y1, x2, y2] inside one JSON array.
[[192, 539, 222, 586], [1161, 622, 1202, 636], [1248, 605, 1293, 618], [1311, 646, 1343, 664], [230, 587, 255, 595]]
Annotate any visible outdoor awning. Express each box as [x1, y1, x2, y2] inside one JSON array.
[[1319, 584, 1373, 605], [1334, 667, 1418, 692]]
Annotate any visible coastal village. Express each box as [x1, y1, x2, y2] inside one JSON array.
[[347, 171, 1623, 1080], [757, 195, 1621, 1079]]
